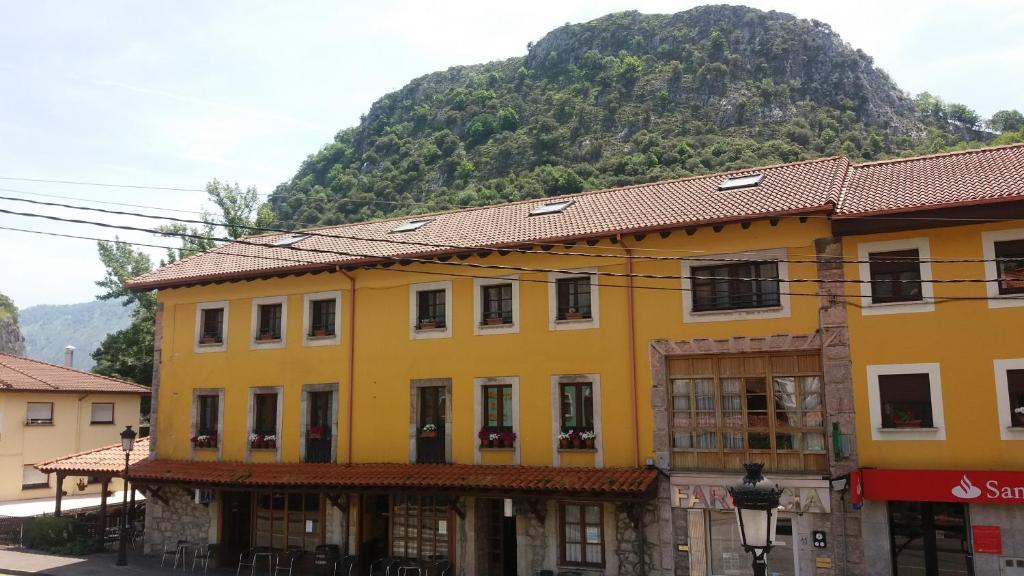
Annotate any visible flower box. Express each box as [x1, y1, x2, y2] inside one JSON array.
[[308, 426, 324, 440], [418, 320, 438, 330], [191, 435, 218, 449], [257, 333, 276, 342], [312, 328, 329, 337], [200, 336, 221, 345], [485, 316, 507, 326]]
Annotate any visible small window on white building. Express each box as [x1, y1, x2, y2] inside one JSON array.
[[90, 402, 114, 425], [26, 402, 53, 425], [22, 465, 49, 489]]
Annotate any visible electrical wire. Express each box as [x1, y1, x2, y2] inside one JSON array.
[[0, 206, 1019, 289], [0, 194, 1019, 266]]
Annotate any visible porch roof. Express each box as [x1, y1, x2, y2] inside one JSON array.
[[126, 460, 658, 498], [36, 437, 151, 475]]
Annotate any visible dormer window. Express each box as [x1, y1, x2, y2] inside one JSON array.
[[391, 219, 432, 233], [529, 200, 574, 216], [717, 173, 764, 191]]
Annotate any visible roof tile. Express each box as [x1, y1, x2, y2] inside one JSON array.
[[0, 353, 151, 394], [36, 437, 151, 474]]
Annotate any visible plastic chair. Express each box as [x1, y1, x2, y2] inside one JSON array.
[[160, 539, 190, 568], [193, 543, 218, 573], [274, 547, 304, 576]]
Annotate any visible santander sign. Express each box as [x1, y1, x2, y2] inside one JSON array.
[[861, 469, 1024, 505]]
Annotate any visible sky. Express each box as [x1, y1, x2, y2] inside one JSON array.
[[0, 0, 1021, 308]]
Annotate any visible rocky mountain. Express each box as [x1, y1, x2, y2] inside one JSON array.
[[20, 299, 133, 371], [268, 5, 992, 228], [0, 293, 25, 355]]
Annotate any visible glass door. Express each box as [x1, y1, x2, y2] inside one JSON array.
[[305, 391, 333, 463], [417, 386, 447, 463], [889, 501, 972, 576]]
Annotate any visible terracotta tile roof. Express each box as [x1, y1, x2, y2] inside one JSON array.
[[127, 157, 850, 290], [0, 353, 150, 394], [36, 437, 151, 474], [126, 460, 658, 497], [839, 143, 1024, 216]]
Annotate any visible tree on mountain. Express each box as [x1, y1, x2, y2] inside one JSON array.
[[989, 110, 1024, 133], [91, 180, 275, 390]]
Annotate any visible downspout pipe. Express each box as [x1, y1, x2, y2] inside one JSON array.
[[617, 234, 641, 469], [340, 268, 357, 465]]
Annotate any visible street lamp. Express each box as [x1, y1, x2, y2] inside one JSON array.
[[116, 425, 137, 566], [729, 462, 783, 576]]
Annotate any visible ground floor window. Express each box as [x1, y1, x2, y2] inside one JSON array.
[[708, 511, 795, 576], [889, 501, 971, 576], [254, 492, 322, 552], [559, 502, 604, 567], [390, 494, 450, 560]]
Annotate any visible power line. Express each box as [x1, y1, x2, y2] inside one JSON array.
[[0, 193, 1019, 266], [3, 223, 1019, 306], [0, 176, 207, 193], [0, 206, 1016, 286]]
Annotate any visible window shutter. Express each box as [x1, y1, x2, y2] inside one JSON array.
[[22, 465, 48, 487], [91, 403, 114, 423], [26, 403, 52, 422]]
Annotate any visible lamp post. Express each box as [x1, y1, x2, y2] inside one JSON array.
[[729, 462, 783, 576], [116, 425, 137, 566]]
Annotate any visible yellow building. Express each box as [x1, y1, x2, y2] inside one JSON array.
[[836, 145, 1024, 576], [125, 143, 1023, 576], [127, 154, 871, 576], [0, 352, 147, 505]]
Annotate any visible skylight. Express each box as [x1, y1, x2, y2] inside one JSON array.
[[391, 219, 432, 233], [718, 173, 765, 191], [529, 200, 575, 216], [272, 234, 309, 247]]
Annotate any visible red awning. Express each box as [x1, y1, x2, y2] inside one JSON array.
[[859, 469, 1024, 505], [127, 460, 658, 498]]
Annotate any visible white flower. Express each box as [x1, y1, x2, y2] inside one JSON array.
[[1014, 406, 1024, 415], [264, 434, 277, 441], [557, 431, 572, 440], [489, 433, 501, 441], [580, 430, 597, 440], [248, 433, 259, 442], [422, 424, 437, 432]]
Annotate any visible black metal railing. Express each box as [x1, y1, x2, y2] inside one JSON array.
[[305, 435, 333, 463]]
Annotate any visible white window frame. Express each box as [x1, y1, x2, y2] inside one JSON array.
[[867, 363, 945, 440], [473, 276, 520, 336], [194, 301, 229, 353], [982, 228, 1024, 309], [246, 386, 284, 462], [473, 376, 520, 464], [680, 247, 791, 323], [192, 388, 225, 459], [548, 269, 600, 331], [302, 291, 342, 347], [994, 358, 1024, 440], [409, 281, 452, 340], [550, 373, 603, 467], [250, 295, 288, 350], [90, 402, 115, 425], [857, 238, 934, 315]]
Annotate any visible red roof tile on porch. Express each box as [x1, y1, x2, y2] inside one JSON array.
[[36, 437, 151, 474], [126, 460, 658, 497]]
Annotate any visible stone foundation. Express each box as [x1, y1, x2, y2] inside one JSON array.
[[143, 487, 214, 555]]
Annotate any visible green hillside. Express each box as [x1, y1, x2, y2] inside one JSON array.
[[267, 5, 1000, 227], [20, 299, 133, 371]]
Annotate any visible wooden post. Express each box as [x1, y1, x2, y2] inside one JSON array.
[[54, 473, 65, 517], [97, 479, 109, 551]]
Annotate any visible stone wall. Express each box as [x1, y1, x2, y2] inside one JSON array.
[[143, 487, 214, 555], [614, 501, 663, 576]]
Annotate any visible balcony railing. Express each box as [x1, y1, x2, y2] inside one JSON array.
[[305, 434, 333, 463]]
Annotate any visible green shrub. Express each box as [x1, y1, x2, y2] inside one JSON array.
[[23, 516, 94, 555]]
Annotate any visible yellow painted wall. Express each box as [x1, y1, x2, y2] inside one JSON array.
[[843, 222, 1024, 470], [0, 392, 142, 501], [155, 218, 831, 468]]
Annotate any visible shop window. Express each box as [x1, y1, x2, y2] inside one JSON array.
[[709, 512, 794, 576], [254, 492, 321, 552], [25, 402, 53, 425], [200, 307, 225, 344], [22, 465, 49, 489], [691, 261, 780, 312], [390, 495, 450, 560], [309, 298, 336, 337], [480, 283, 513, 325], [90, 402, 114, 424], [868, 249, 923, 304], [560, 503, 603, 567], [416, 290, 447, 330], [668, 354, 826, 473], [1007, 369, 1024, 428], [879, 374, 934, 429], [995, 239, 1024, 295], [555, 277, 592, 320]]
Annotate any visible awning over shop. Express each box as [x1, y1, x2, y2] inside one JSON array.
[[857, 468, 1024, 505], [126, 460, 659, 499]]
